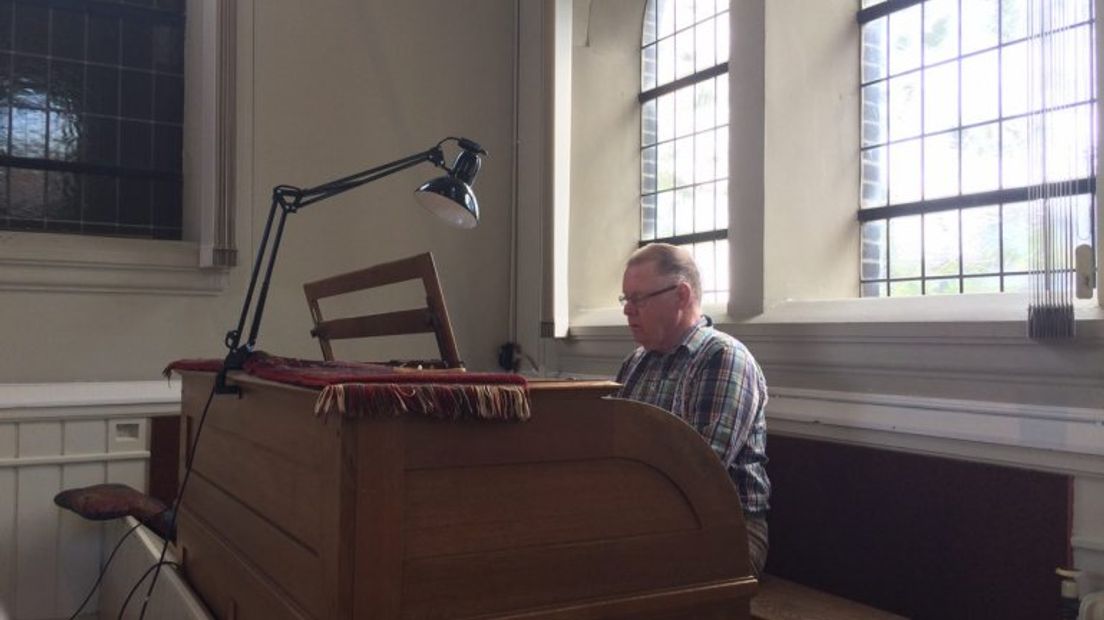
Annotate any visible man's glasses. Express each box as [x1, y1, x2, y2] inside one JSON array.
[[618, 284, 678, 308]]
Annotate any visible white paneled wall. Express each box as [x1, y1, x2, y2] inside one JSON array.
[[0, 382, 180, 620]]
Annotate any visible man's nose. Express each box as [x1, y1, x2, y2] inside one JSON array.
[[623, 302, 636, 317]]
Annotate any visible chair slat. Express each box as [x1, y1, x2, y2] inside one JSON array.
[[313, 309, 436, 340]]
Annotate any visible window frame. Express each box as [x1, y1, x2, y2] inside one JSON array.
[[638, 0, 732, 305]]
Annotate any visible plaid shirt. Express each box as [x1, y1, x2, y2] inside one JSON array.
[[615, 318, 770, 514]]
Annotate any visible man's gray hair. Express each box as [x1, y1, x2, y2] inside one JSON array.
[[627, 243, 702, 303]]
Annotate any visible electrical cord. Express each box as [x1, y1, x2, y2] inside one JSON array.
[[117, 560, 182, 620], [128, 382, 218, 620], [65, 515, 148, 620]]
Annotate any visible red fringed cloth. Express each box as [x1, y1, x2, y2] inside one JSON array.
[[165, 353, 530, 422]]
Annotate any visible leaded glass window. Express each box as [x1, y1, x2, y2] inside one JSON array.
[[0, 0, 185, 239], [858, 0, 1096, 296]]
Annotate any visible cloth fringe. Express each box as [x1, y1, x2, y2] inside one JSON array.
[[316, 383, 531, 422]]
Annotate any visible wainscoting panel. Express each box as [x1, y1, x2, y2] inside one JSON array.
[[0, 381, 179, 620]]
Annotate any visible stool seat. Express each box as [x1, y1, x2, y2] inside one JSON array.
[[54, 483, 174, 540]]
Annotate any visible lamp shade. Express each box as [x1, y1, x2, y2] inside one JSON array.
[[415, 176, 479, 229]]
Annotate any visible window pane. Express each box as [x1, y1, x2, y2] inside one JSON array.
[[641, 193, 656, 240], [644, 0, 658, 45], [674, 135, 693, 187], [1046, 25, 1094, 108], [964, 276, 1001, 293], [890, 279, 923, 296], [656, 0, 674, 39], [1048, 0, 1093, 30], [1004, 274, 1030, 292], [1074, 194, 1094, 246], [889, 138, 922, 204], [694, 18, 716, 72], [714, 238, 729, 299], [656, 190, 674, 238], [715, 179, 728, 230], [923, 131, 958, 199], [862, 18, 888, 83], [861, 146, 888, 208], [924, 0, 958, 66], [675, 0, 694, 31], [675, 86, 694, 137], [1001, 41, 1039, 117], [694, 240, 717, 295], [924, 210, 959, 276], [694, 182, 714, 232], [47, 111, 80, 161], [1002, 201, 1030, 273], [961, 122, 999, 194], [961, 206, 1001, 274], [889, 72, 921, 141], [927, 277, 959, 294], [1001, 0, 1034, 43], [642, 145, 657, 193], [862, 81, 887, 146], [657, 93, 674, 141], [657, 141, 674, 190], [861, 220, 887, 280], [1001, 116, 1042, 189], [695, 0, 716, 24], [675, 187, 694, 235], [962, 0, 998, 54], [642, 43, 657, 91], [675, 28, 694, 80], [715, 74, 728, 126], [889, 214, 922, 278], [657, 37, 675, 85], [961, 50, 999, 124], [642, 99, 657, 146], [695, 129, 715, 183], [11, 107, 46, 157], [1046, 104, 1094, 182], [862, 282, 887, 297], [889, 4, 922, 75], [695, 79, 716, 132], [715, 124, 728, 180], [924, 62, 957, 133], [715, 10, 729, 63]]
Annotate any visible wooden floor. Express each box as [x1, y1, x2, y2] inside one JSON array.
[[751, 576, 907, 620]]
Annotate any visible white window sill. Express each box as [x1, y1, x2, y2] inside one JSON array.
[[0, 231, 228, 296], [569, 294, 1104, 340]]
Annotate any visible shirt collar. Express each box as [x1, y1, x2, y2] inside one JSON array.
[[678, 315, 713, 354], [644, 316, 711, 359]]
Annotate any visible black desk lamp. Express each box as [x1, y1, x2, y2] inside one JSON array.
[[215, 136, 487, 394]]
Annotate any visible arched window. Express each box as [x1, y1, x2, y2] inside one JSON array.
[[640, 0, 730, 304]]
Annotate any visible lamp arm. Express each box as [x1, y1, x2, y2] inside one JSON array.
[[215, 145, 449, 394], [297, 148, 444, 208]]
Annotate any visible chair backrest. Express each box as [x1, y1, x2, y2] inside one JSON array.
[[303, 252, 463, 369]]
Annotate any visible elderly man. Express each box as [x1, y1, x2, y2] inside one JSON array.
[[615, 243, 770, 576]]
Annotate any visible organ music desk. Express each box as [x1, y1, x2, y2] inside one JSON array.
[[174, 369, 757, 619]]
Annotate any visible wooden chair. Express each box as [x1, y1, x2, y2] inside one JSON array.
[[303, 252, 463, 369]]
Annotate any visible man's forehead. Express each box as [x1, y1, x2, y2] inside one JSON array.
[[624, 261, 661, 282]]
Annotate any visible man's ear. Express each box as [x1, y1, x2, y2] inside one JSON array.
[[677, 281, 693, 308]]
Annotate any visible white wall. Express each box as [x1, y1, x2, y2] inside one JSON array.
[[0, 0, 517, 383]]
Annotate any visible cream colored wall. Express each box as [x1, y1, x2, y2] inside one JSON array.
[[762, 0, 860, 306], [0, 0, 516, 382], [568, 0, 644, 315]]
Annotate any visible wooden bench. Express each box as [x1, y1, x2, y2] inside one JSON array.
[[752, 575, 907, 620]]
